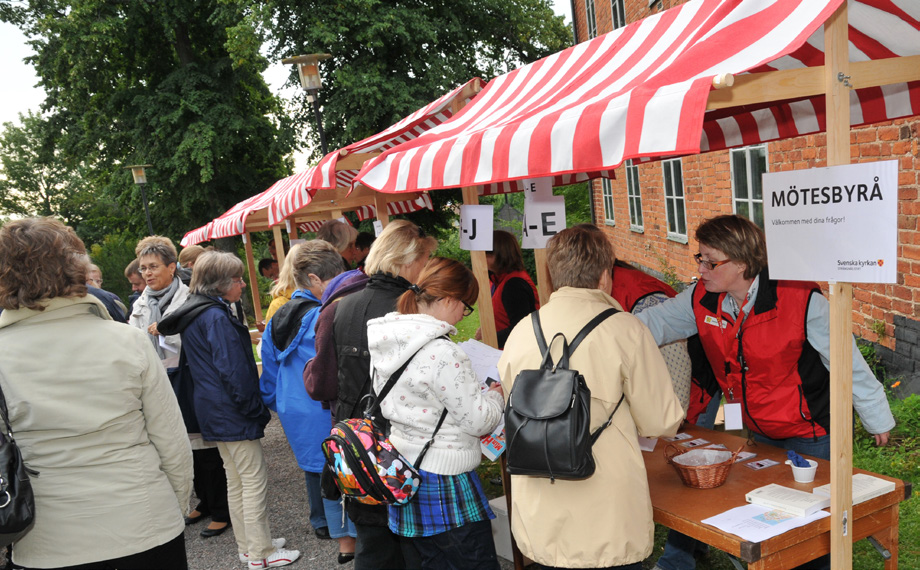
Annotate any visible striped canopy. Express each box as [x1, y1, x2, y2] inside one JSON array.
[[266, 78, 483, 226], [353, 0, 920, 194]]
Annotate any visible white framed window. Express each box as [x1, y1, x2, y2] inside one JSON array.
[[601, 178, 615, 225], [731, 145, 767, 228], [625, 160, 643, 231], [586, 0, 598, 39], [611, 0, 626, 30], [662, 158, 687, 242]]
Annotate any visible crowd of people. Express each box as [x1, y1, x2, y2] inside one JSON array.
[[0, 212, 894, 570]]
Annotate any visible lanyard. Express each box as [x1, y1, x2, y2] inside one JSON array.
[[716, 292, 747, 401]]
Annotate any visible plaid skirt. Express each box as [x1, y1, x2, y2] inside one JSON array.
[[388, 468, 495, 538]]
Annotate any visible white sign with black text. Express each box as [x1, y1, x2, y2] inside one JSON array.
[[459, 205, 494, 251], [521, 177, 566, 249], [762, 160, 897, 283]]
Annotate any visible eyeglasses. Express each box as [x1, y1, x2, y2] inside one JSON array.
[[231, 277, 245, 285], [461, 300, 475, 317], [138, 263, 163, 274], [694, 253, 732, 271], [88, 278, 103, 287]]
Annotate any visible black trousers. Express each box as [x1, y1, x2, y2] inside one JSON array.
[[16, 532, 187, 570], [192, 447, 230, 522]]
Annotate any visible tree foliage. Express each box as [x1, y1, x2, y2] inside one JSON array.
[[1, 0, 295, 240], [257, 0, 571, 157], [0, 112, 100, 235]]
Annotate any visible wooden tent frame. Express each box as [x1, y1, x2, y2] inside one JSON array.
[[447, 4, 919, 569]]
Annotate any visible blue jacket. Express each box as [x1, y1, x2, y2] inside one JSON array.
[[260, 289, 330, 472], [160, 295, 269, 441]]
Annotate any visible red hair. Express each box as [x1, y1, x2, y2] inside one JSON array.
[[397, 257, 478, 314]]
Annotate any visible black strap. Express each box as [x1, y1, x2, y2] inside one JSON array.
[[591, 393, 626, 443], [413, 409, 449, 470], [530, 307, 619, 365]]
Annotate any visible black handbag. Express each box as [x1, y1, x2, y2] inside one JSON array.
[[505, 308, 624, 481], [0, 376, 35, 547]]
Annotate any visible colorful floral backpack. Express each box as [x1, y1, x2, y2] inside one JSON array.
[[322, 344, 448, 506]]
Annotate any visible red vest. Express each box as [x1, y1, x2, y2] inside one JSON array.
[[692, 278, 830, 440], [491, 270, 539, 332], [609, 265, 676, 312]]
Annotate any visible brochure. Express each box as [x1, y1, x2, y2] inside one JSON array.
[[746, 484, 830, 517], [812, 473, 895, 505]]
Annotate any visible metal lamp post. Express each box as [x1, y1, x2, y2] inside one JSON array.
[[125, 164, 155, 235], [282, 53, 332, 155]]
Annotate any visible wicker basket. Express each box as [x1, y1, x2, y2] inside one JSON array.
[[664, 444, 744, 489]]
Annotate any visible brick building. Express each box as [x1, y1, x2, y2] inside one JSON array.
[[575, 0, 920, 387]]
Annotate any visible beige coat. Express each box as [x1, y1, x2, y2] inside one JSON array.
[[498, 287, 684, 568], [0, 296, 193, 568]]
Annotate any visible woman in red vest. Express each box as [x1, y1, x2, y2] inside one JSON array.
[[476, 230, 539, 348]]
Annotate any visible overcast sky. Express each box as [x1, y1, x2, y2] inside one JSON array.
[[0, 1, 571, 130]]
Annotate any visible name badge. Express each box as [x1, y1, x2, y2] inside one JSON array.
[[704, 315, 728, 329], [724, 402, 743, 431]]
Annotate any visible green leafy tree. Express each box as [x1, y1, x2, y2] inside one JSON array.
[[259, 0, 570, 156], [0, 112, 98, 233], [2, 0, 295, 239]]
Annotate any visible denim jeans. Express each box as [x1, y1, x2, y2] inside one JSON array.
[[324, 497, 357, 539], [304, 471, 328, 531]]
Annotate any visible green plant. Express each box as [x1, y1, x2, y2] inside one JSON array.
[[869, 318, 888, 341]]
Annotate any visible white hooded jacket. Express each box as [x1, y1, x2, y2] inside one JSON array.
[[367, 312, 503, 475]]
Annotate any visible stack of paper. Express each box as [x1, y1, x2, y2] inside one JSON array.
[[812, 473, 895, 505], [745, 484, 830, 517]]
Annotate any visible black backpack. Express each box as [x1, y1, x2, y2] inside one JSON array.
[[504, 308, 624, 482]]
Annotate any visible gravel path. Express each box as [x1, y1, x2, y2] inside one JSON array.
[[183, 414, 514, 570], [184, 414, 344, 570]]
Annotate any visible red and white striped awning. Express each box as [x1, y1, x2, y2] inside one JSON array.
[[354, 0, 920, 194], [267, 79, 483, 226], [180, 222, 213, 247]]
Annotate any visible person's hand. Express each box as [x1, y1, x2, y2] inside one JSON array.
[[474, 327, 482, 341], [148, 322, 159, 336], [874, 432, 890, 446], [256, 320, 266, 333], [487, 381, 504, 399]]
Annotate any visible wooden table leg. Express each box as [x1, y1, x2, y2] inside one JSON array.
[[884, 503, 899, 570]]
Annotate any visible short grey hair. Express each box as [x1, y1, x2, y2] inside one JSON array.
[[189, 251, 244, 297], [291, 240, 343, 289], [317, 220, 358, 254], [135, 235, 178, 266]]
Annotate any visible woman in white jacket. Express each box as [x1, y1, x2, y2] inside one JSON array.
[[367, 257, 504, 570]]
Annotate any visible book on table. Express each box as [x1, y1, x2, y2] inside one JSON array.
[[812, 473, 896, 505], [745, 484, 831, 517]]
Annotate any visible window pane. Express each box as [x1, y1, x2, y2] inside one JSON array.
[[736, 201, 749, 219], [663, 162, 672, 196], [672, 164, 683, 197], [676, 199, 686, 235], [732, 150, 748, 199], [752, 148, 767, 200], [613, 0, 625, 29], [753, 202, 764, 228], [636, 204, 643, 227]]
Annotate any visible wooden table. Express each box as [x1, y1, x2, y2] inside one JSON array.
[[645, 426, 911, 569]]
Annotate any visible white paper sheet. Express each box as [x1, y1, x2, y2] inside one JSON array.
[[701, 504, 829, 542], [638, 437, 658, 452], [457, 339, 503, 388]]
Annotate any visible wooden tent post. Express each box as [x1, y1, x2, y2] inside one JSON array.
[[272, 225, 286, 266], [286, 219, 299, 240], [461, 185, 498, 348], [242, 232, 264, 323], [533, 248, 552, 305], [824, 3, 853, 568], [374, 190, 391, 228]]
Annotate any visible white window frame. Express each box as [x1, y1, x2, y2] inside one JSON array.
[[601, 178, 615, 226], [662, 158, 688, 243], [625, 159, 643, 232], [611, 0, 626, 30], [586, 0, 598, 39], [731, 145, 768, 229]]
